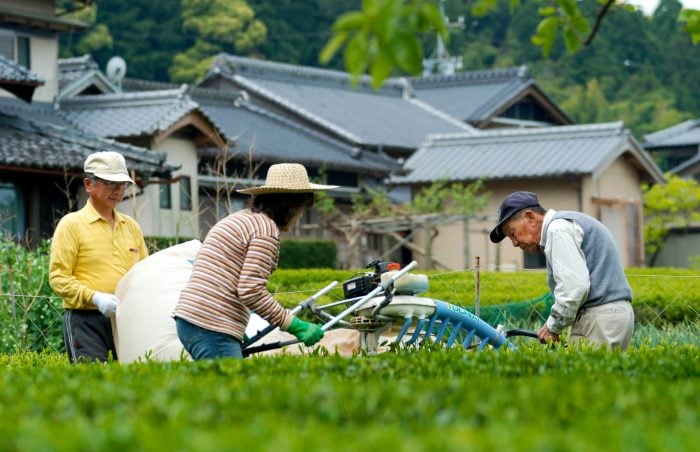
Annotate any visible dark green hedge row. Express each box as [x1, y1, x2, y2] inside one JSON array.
[[143, 236, 196, 254], [278, 239, 336, 269], [145, 237, 337, 269]]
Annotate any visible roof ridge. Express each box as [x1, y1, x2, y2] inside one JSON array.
[[429, 122, 626, 143], [410, 65, 530, 87], [213, 53, 407, 94], [59, 85, 191, 106]]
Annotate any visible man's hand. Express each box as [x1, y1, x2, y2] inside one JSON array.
[[92, 292, 119, 318], [287, 317, 324, 346], [537, 324, 560, 344]]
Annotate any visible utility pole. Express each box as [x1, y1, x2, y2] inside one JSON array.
[[422, 0, 464, 76]]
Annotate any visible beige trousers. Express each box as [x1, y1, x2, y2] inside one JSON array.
[[569, 300, 634, 350]]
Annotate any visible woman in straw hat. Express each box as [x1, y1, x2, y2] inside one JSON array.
[[173, 163, 338, 360]]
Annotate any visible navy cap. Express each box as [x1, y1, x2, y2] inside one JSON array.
[[489, 191, 541, 243]]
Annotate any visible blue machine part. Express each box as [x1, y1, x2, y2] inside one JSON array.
[[393, 299, 515, 351]]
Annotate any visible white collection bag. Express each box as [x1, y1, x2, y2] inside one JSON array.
[[113, 240, 201, 363]]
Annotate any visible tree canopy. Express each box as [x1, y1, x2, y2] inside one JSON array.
[[58, 0, 700, 135]]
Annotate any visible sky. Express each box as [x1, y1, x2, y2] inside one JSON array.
[[628, 0, 700, 15]]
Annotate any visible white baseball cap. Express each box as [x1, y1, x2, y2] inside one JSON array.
[[84, 151, 134, 183]]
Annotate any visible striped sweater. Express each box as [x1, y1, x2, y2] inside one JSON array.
[[173, 209, 293, 340]]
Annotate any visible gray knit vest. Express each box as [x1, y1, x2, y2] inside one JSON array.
[[541, 211, 632, 309]]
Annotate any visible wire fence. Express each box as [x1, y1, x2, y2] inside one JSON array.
[[1, 269, 698, 355]]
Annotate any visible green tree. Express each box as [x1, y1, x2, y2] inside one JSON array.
[[642, 174, 700, 266], [58, 1, 113, 58], [170, 0, 267, 83], [319, 0, 447, 88]]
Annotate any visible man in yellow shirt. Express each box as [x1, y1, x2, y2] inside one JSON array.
[[50, 151, 148, 362]]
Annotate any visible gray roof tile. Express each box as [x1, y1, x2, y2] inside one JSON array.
[[394, 122, 663, 184], [193, 88, 397, 175], [209, 54, 473, 150], [0, 55, 43, 85], [0, 112, 175, 176], [58, 87, 199, 138], [409, 66, 532, 122], [643, 119, 700, 148]]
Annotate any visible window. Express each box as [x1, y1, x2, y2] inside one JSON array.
[[159, 184, 172, 209], [179, 176, 192, 211], [0, 30, 30, 69], [16, 36, 30, 69], [0, 183, 25, 238], [0, 30, 14, 60]]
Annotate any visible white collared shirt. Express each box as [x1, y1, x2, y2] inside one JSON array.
[[540, 209, 591, 333]]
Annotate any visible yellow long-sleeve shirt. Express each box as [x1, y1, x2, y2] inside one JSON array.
[[49, 201, 148, 310]]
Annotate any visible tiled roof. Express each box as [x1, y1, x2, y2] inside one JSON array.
[[393, 122, 664, 184], [0, 55, 43, 85], [192, 88, 397, 175], [408, 65, 571, 125], [0, 55, 44, 102], [670, 152, 700, 176], [58, 55, 99, 85], [0, 112, 176, 177], [58, 86, 201, 138], [643, 119, 700, 148], [0, 97, 72, 127], [207, 54, 474, 150]]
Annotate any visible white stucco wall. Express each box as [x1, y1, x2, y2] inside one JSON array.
[[417, 155, 645, 271], [28, 34, 59, 101], [119, 136, 200, 240]]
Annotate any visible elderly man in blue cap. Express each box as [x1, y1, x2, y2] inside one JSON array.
[[490, 191, 634, 349]]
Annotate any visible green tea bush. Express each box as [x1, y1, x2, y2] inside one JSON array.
[[0, 239, 63, 354], [0, 344, 698, 450]]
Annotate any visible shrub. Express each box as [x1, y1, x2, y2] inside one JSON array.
[[277, 239, 336, 269], [0, 239, 63, 354], [143, 236, 197, 254]]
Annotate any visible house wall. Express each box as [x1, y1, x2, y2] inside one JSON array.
[[119, 137, 199, 240], [0, 0, 59, 101], [416, 157, 645, 271], [4, 0, 55, 14], [28, 35, 59, 101]]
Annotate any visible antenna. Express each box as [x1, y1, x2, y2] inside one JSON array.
[[422, 0, 464, 76], [106, 56, 127, 90]]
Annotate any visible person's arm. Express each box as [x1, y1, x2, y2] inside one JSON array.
[[49, 219, 95, 309], [544, 220, 590, 334], [237, 235, 293, 330]]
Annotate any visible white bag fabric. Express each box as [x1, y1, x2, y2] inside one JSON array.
[[113, 240, 201, 363]]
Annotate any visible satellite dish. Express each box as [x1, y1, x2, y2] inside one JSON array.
[[106, 56, 127, 89]]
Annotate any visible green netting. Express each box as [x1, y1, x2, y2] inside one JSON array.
[[464, 293, 554, 326]]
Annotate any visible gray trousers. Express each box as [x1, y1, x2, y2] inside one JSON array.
[[63, 309, 118, 362], [569, 300, 634, 350]]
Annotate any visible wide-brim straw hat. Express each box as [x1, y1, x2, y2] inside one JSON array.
[[236, 163, 339, 195]]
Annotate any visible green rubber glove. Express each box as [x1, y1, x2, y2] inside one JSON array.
[[287, 317, 324, 346]]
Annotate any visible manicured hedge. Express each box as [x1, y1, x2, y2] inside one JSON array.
[[277, 239, 336, 269], [143, 236, 197, 254], [269, 267, 700, 325]]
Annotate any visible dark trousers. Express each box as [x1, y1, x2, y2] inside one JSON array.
[[63, 310, 118, 363]]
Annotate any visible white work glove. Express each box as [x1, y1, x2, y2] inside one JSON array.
[[92, 292, 119, 318]]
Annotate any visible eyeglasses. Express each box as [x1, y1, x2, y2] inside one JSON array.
[[89, 177, 129, 190]]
